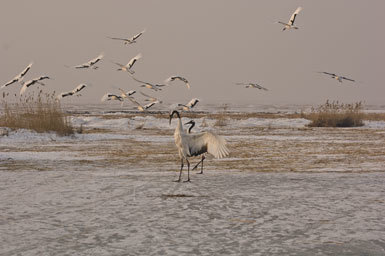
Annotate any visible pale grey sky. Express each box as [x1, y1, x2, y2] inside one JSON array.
[[1, 0, 384, 106]]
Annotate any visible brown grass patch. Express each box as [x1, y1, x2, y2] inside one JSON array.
[[303, 100, 364, 127], [0, 91, 74, 136], [362, 112, 385, 121]]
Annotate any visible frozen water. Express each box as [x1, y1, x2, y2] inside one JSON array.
[[1, 105, 385, 255]]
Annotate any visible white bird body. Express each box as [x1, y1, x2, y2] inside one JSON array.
[[57, 83, 87, 99], [130, 75, 166, 91], [101, 93, 123, 102], [108, 29, 145, 45], [116, 89, 137, 107], [20, 76, 50, 95], [170, 111, 229, 182], [319, 72, 355, 83], [165, 75, 190, 89], [141, 83, 165, 91], [139, 91, 163, 103], [2, 62, 33, 89], [118, 88, 136, 98], [278, 7, 303, 31], [126, 95, 158, 111], [74, 53, 103, 69]]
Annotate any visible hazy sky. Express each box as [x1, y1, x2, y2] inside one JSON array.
[[1, 0, 384, 106]]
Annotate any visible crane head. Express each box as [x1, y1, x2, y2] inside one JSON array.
[[169, 110, 180, 125], [184, 120, 195, 126]]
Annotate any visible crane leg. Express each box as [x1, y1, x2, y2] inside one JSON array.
[[192, 155, 205, 174], [199, 155, 205, 174], [175, 158, 183, 182], [184, 159, 191, 182]]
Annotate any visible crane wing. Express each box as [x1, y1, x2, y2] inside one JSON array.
[[101, 93, 116, 102], [57, 91, 73, 99], [19, 84, 29, 95], [130, 75, 148, 84], [341, 77, 355, 82], [126, 53, 142, 69], [2, 62, 33, 88], [72, 84, 87, 94], [132, 29, 145, 41], [36, 76, 50, 81], [277, 21, 289, 26], [253, 83, 268, 91], [89, 53, 104, 65], [139, 91, 158, 101], [320, 72, 336, 77], [18, 62, 33, 79], [184, 132, 229, 159], [289, 7, 302, 25], [176, 76, 190, 89], [139, 91, 153, 98], [144, 101, 157, 109], [2, 78, 18, 88], [76, 53, 103, 68], [186, 98, 199, 108], [126, 96, 142, 107], [127, 90, 136, 96], [107, 36, 129, 41]]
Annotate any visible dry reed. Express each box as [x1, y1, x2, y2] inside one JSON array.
[[0, 90, 74, 135], [304, 100, 364, 127]]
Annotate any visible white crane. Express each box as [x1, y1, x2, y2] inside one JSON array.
[[20, 76, 50, 95], [107, 29, 145, 45], [277, 7, 303, 31], [1, 62, 33, 89], [73, 53, 104, 69], [113, 53, 142, 74], [130, 75, 167, 91], [236, 82, 268, 91], [318, 72, 355, 83], [101, 93, 124, 102], [139, 91, 163, 104], [118, 88, 136, 98], [118, 88, 136, 107], [184, 120, 206, 174], [169, 110, 229, 182], [165, 75, 190, 89], [178, 98, 200, 111], [56, 84, 87, 99], [124, 94, 159, 111]]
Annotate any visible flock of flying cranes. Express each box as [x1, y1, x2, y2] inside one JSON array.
[[0, 28, 196, 112], [1, 6, 356, 107], [1, 6, 357, 181]]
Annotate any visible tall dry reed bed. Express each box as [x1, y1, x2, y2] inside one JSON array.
[[303, 100, 364, 127], [0, 91, 73, 136]]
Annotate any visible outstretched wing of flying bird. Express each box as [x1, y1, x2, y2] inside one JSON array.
[[2, 62, 33, 88], [131, 29, 145, 41], [289, 7, 302, 25], [127, 53, 142, 69]]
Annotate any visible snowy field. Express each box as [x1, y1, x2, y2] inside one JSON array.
[[1, 105, 385, 255]]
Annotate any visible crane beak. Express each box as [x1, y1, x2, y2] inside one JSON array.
[[184, 120, 193, 125]]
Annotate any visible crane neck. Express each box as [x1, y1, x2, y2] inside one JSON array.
[[187, 122, 195, 134], [170, 110, 184, 134], [176, 116, 183, 134]]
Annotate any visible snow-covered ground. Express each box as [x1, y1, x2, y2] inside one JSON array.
[[1, 110, 385, 255]]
